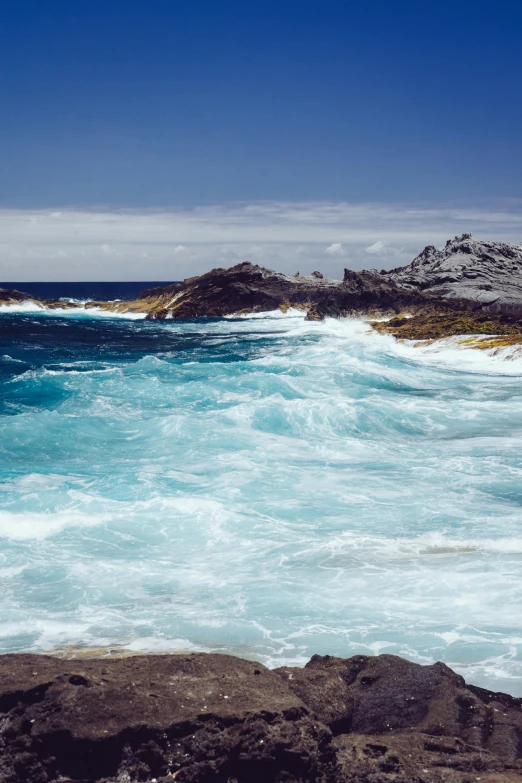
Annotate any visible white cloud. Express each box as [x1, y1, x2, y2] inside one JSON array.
[[247, 245, 264, 258], [324, 242, 348, 257], [0, 201, 521, 281], [365, 240, 385, 254]]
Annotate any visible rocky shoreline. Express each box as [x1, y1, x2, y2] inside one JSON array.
[[1, 651, 521, 782], [3, 234, 522, 349]]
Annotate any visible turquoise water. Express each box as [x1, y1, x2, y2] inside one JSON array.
[[1, 303, 522, 694]]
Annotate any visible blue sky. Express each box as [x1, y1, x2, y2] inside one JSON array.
[[1, 0, 521, 279]]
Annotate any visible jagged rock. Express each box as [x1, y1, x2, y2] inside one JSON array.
[[382, 233, 522, 316], [137, 262, 339, 320], [0, 651, 521, 782], [5, 236, 522, 336], [0, 287, 37, 305], [307, 268, 435, 320]]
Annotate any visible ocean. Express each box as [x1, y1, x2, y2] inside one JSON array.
[[1, 283, 522, 695], [3, 281, 174, 302]]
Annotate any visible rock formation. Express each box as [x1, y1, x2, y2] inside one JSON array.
[[382, 233, 522, 317], [0, 651, 521, 782], [106, 235, 522, 330], [0, 287, 37, 305], [4, 236, 522, 343], [135, 263, 340, 320]]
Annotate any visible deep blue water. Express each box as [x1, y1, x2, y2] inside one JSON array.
[[1, 281, 176, 302], [1, 297, 522, 694]]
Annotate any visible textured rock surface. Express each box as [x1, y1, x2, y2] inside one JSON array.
[[128, 235, 522, 323], [132, 263, 436, 322], [371, 311, 522, 343], [0, 287, 37, 304], [136, 262, 340, 320], [1, 651, 521, 782], [382, 233, 522, 316], [5, 236, 522, 338]]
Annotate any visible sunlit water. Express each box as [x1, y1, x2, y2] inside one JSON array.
[[1, 303, 522, 694]]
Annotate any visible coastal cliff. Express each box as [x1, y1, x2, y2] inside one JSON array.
[[4, 235, 522, 345], [383, 234, 522, 317], [0, 651, 521, 782]]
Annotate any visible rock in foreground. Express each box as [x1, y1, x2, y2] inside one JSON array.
[[1, 651, 521, 782]]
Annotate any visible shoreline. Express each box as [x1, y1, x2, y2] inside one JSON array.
[[4, 234, 522, 352], [3, 294, 522, 359]]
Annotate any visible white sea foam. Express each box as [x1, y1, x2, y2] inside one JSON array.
[[1, 354, 25, 363], [0, 510, 109, 540], [0, 300, 44, 312], [0, 301, 146, 319], [2, 306, 522, 693]]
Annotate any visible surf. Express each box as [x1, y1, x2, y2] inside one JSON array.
[[1, 307, 522, 695]]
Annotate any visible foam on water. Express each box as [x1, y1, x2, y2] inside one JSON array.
[[0, 301, 147, 318], [1, 307, 522, 693]]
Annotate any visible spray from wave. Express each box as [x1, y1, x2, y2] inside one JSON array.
[[1, 308, 522, 693]]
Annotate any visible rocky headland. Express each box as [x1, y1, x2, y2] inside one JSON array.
[[3, 234, 522, 347], [382, 234, 522, 317], [0, 651, 521, 782], [0, 287, 44, 306]]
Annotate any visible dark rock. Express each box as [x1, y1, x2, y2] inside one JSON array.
[[6, 236, 522, 341], [0, 652, 334, 783], [137, 262, 340, 320], [0, 287, 38, 304], [0, 651, 521, 782], [278, 654, 522, 781]]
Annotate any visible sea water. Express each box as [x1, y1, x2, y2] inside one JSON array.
[[1, 297, 522, 694]]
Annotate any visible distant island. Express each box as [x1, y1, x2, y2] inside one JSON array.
[[3, 234, 522, 350]]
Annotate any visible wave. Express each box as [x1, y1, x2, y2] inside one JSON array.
[[2, 302, 522, 368], [2, 306, 522, 693], [307, 530, 522, 563], [0, 300, 45, 313], [0, 301, 146, 319], [0, 509, 110, 540]]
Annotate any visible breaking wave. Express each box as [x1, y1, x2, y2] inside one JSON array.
[[1, 308, 522, 693]]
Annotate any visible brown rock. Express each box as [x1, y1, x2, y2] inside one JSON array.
[[0, 652, 334, 783], [1, 652, 522, 782], [0, 287, 38, 304]]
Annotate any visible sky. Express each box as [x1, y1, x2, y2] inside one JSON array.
[[1, 0, 521, 280]]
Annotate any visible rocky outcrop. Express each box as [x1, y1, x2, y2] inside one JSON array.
[[371, 310, 522, 342], [5, 235, 522, 337], [128, 235, 522, 324], [0, 288, 79, 310], [381, 233, 522, 317], [133, 263, 448, 323], [307, 268, 437, 321], [134, 263, 340, 320], [1, 651, 521, 782], [0, 287, 37, 305], [107, 235, 522, 326]]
